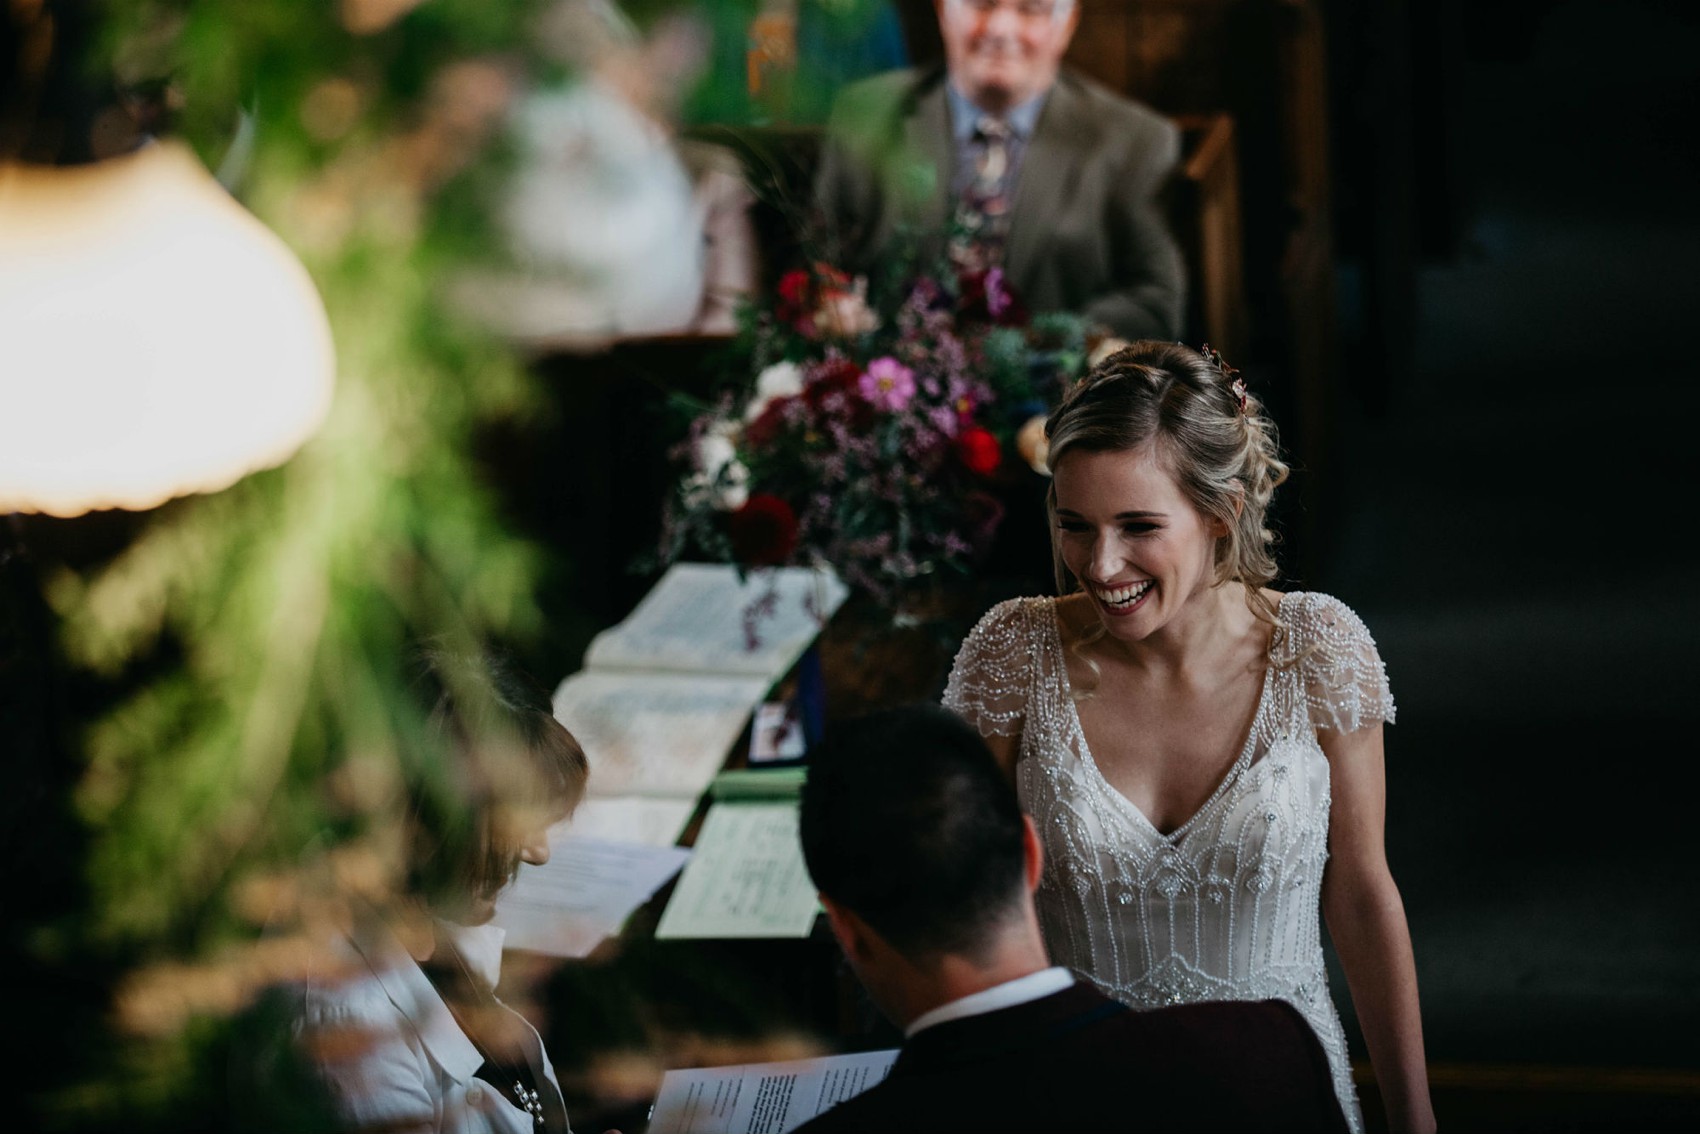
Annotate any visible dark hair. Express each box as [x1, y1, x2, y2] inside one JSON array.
[[799, 704, 1026, 959], [406, 647, 588, 911]]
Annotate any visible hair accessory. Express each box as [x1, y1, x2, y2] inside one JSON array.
[[1200, 343, 1247, 412]]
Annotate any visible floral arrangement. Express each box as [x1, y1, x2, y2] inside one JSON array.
[[658, 262, 1091, 603]]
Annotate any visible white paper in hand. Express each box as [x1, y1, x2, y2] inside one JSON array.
[[647, 1050, 899, 1134]]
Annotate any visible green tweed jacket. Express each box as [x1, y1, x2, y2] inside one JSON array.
[[814, 65, 1185, 340]]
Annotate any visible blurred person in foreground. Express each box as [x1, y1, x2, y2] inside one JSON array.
[[451, 0, 758, 347], [795, 704, 1346, 1133], [253, 650, 587, 1134], [813, 0, 1184, 340]]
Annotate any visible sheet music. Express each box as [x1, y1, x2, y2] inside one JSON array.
[[552, 670, 770, 799], [647, 1050, 899, 1134], [567, 795, 698, 848], [495, 830, 691, 957], [654, 802, 819, 940], [584, 564, 848, 679]]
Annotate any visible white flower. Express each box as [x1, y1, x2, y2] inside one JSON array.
[[688, 419, 750, 511], [713, 463, 750, 511], [744, 361, 804, 421], [682, 462, 749, 511], [696, 431, 737, 477]]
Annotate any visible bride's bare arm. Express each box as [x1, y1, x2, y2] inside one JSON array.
[[1320, 722, 1435, 1134]]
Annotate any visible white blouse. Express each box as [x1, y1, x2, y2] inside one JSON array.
[[944, 591, 1395, 1131], [278, 920, 570, 1134]]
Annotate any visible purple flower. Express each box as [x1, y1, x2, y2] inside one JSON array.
[[927, 404, 961, 439], [985, 267, 1014, 319], [859, 356, 917, 412]]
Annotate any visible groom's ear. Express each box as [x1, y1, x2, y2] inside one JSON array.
[[1021, 813, 1045, 892], [820, 894, 876, 964]]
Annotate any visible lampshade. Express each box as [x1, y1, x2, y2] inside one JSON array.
[[0, 141, 335, 517]]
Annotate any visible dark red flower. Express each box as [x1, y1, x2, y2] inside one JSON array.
[[777, 269, 812, 330], [957, 267, 1030, 327], [802, 357, 873, 427], [804, 357, 860, 397], [778, 269, 810, 301], [728, 494, 799, 566], [744, 397, 793, 449], [777, 264, 862, 335], [956, 426, 1002, 476]]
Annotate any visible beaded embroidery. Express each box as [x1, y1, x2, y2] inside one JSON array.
[[943, 591, 1394, 1133]]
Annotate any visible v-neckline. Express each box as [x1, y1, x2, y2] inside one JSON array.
[[1047, 596, 1282, 842]]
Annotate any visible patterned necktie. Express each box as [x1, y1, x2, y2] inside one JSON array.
[[952, 115, 1013, 272]]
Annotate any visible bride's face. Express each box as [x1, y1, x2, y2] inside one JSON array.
[[1051, 444, 1225, 644]]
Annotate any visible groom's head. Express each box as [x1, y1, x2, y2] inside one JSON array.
[[800, 704, 1037, 984]]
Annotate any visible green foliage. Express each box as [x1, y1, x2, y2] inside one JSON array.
[[31, 2, 621, 1126], [21, 0, 903, 1124], [978, 325, 1034, 410]]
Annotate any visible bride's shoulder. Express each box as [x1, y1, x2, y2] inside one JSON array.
[[1274, 590, 1378, 650], [964, 593, 1065, 642], [1273, 591, 1395, 731], [946, 595, 1060, 735]]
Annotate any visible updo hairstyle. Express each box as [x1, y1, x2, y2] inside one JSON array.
[[1044, 340, 1290, 626]]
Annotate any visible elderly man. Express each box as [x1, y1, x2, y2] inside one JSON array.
[[813, 0, 1184, 339], [794, 705, 1347, 1133]]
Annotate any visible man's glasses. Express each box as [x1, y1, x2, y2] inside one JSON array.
[[951, 0, 1073, 23]]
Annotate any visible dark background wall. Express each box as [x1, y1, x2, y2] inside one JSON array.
[[1315, 0, 1700, 1097]]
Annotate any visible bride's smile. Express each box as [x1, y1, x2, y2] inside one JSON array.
[[1052, 444, 1228, 647]]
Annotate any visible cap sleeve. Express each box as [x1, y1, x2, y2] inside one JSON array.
[[942, 598, 1040, 738], [1285, 592, 1396, 733]]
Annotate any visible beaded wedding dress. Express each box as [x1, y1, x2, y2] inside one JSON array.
[[944, 591, 1395, 1131]]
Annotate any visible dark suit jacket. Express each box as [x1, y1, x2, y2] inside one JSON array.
[[793, 982, 1348, 1134], [814, 67, 1185, 341]]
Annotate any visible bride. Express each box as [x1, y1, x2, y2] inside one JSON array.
[[944, 342, 1434, 1132]]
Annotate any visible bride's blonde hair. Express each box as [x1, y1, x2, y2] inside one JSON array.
[[1044, 340, 1290, 629]]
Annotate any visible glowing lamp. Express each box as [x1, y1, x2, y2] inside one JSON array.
[[0, 142, 334, 517]]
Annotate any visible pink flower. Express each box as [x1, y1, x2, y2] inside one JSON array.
[[858, 356, 916, 412]]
